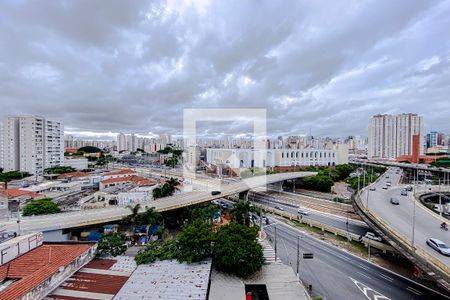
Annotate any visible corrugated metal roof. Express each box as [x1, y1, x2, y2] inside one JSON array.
[[114, 259, 212, 300]]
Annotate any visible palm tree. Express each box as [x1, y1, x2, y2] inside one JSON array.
[[140, 207, 162, 225], [122, 203, 141, 225]]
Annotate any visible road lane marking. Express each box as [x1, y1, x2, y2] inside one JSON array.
[[357, 271, 372, 279], [350, 277, 391, 300], [379, 273, 393, 282], [406, 286, 422, 295], [358, 263, 370, 271]]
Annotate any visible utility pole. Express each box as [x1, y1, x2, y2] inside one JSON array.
[[368, 238, 371, 261], [296, 235, 300, 277], [412, 167, 417, 249], [274, 226, 278, 262], [438, 177, 442, 217]]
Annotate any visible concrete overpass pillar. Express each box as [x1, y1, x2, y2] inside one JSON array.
[[239, 191, 249, 201]]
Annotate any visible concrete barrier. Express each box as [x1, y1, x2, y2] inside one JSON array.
[[253, 203, 394, 253], [353, 184, 450, 290]]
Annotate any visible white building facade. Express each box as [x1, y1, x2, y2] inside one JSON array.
[[368, 113, 424, 159], [206, 145, 348, 169], [2, 115, 64, 175]]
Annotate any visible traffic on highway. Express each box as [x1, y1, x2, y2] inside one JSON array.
[[361, 167, 450, 265], [264, 219, 450, 300]]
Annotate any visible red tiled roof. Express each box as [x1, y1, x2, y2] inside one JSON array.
[[84, 258, 116, 270], [57, 172, 89, 179], [48, 258, 133, 300], [0, 189, 41, 199], [101, 175, 156, 186], [0, 244, 93, 300], [103, 169, 136, 176]]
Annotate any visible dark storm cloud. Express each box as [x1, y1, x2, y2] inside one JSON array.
[[0, 0, 449, 138]]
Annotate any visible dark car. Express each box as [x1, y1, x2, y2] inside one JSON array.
[[211, 191, 221, 196], [390, 197, 399, 205]]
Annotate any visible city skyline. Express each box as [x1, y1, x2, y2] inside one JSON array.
[[1, 1, 449, 138]]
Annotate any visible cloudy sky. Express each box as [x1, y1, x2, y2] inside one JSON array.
[[1, 0, 449, 139]]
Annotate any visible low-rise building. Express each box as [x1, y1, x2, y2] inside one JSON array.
[[64, 157, 89, 170], [100, 175, 156, 191], [206, 145, 349, 171], [0, 234, 96, 300]]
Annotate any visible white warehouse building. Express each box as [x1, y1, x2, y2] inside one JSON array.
[[206, 145, 348, 169]]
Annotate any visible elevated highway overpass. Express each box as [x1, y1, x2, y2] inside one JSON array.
[[354, 167, 450, 291], [0, 172, 316, 234]]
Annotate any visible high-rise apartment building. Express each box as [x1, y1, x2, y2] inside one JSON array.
[[426, 131, 443, 149], [117, 133, 127, 152], [2, 115, 64, 175], [368, 113, 424, 159]]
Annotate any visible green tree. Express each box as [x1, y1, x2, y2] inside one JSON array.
[[22, 198, 61, 216], [177, 220, 215, 263], [230, 200, 251, 227], [153, 178, 179, 199], [44, 166, 76, 174], [78, 146, 103, 153], [334, 164, 354, 181], [135, 239, 179, 265], [300, 175, 334, 192], [96, 233, 127, 257], [189, 204, 219, 225], [122, 204, 142, 225], [213, 222, 264, 278], [140, 206, 162, 225]]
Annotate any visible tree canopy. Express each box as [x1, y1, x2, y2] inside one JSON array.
[[44, 166, 76, 174], [230, 200, 252, 226], [153, 177, 179, 199], [22, 198, 61, 216], [121, 204, 162, 226], [96, 233, 127, 257], [78, 146, 103, 153], [0, 171, 31, 182], [177, 220, 215, 263], [213, 223, 265, 278]]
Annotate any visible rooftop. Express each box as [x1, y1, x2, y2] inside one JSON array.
[[48, 256, 136, 300], [101, 175, 156, 186], [0, 243, 94, 300], [0, 189, 41, 199], [103, 169, 137, 177], [114, 259, 212, 300]]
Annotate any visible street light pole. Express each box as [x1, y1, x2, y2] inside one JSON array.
[[412, 167, 417, 249], [368, 238, 371, 261], [274, 226, 278, 262], [296, 235, 300, 277]]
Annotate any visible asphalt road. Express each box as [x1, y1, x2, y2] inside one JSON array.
[[360, 168, 450, 267], [264, 219, 450, 300], [250, 193, 370, 236], [0, 172, 317, 233]]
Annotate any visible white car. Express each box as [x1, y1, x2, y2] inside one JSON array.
[[364, 232, 382, 242], [427, 238, 450, 256], [297, 208, 309, 215], [274, 205, 284, 211]]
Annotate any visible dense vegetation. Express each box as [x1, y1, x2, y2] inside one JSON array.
[[345, 166, 386, 190], [153, 177, 179, 199], [296, 164, 355, 192], [157, 146, 183, 167], [44, 166, 76, 174], [78, 146, 103, 153], [121, 204, 162, 226], [135, 205, 265, 278], [430, 158, 450, 168], [96, 233, 127, 257], [213, 223, 265, 278], [0, 170, 31, 183], [22, 198, 61, 216]]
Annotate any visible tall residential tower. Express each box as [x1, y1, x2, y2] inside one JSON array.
[[368, 113, 424, 159], [2, 115, 64, 176]]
